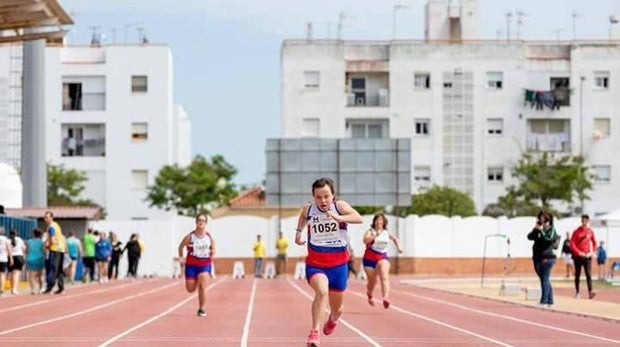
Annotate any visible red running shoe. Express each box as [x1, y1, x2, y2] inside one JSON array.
[[322, 315, 337, 335], [306, 329, 320, 346], [383, 299, 390, 309], [367, 291, 375, 306]]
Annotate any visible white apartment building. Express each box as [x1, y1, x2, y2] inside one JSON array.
[[281, 0, 620, 215], [37, 44, 191, 220]]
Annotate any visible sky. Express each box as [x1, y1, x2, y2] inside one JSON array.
[[59, 0, 620, 187]]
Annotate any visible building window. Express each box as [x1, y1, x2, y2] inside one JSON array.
[[346, 119, 388, 139], [593, 165, 611, 183], [486, 118, 503, 135], [131, 170, 148, 188], [487, 71, 503, 89], [62, 76, 105, 111], [487, 167, 504, 182], [414, 72, 430, 89], [443, 82, 452, 88], [131, 75, 148, 92], [414, 166, 431, 186], [350, 77, 367, 105], [594, 71, 610, 89], [593, 118, 610, 139], [61, 123, 106, 157], [414, 119, 430, 136], [303, 71, 320, 89], [131, 123, 148, 141], [550, 77, 570, 106], [302, 118, 319, 137]]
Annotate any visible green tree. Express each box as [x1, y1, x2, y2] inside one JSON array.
[[482, 187, 541, 218], [501, 152, 593, 213], [146, 155, 238, 216], [406, 185, 477, 217], [47, 163, 94, 206]]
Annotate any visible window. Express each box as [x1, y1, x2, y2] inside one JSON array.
[[131, 75, 148, 92], [414, 166, 431, 186], [593, 118, 610, 138], [131, 170, 148, 188], [302, 118, 319, 137], [131, 123, 148, 141], [487, 167, 504, 182], [593, 165, 610, 183], [351, 77, 366, 105], [550, 77, 570, 106], [303, 71, 320, 89], [346, 119, 388, 138], [414, 72, 431, 89], [62, 76, 105, 111], [61, 123, 105, 157], [443, 82, 452, 88], [487, 71, 503, 89], [414, 119, 430, 135], [486, 118, 503, 135], [594, 71, 610, 89]]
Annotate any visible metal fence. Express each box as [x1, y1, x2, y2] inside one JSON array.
[[0, 214, 37, 239]]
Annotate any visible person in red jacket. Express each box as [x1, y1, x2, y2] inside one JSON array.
[[569, 214, 597, 299]]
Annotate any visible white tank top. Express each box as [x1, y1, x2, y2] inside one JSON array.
[[306, 203, 348, 248], [11, 237, 25, 256], [189, 232, 212, 259], [369, 229, 390, 253], [0, 236, 7, 261]]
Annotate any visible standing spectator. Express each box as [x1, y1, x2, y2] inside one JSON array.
[[252, 234, 266, 278], [66, 231, 82, 284], [570, 214, 597, 299], [124, 234, 141, 278], [561, 232, 574, 278], [82, 228, 97, 283], [596, 241, 608, 280], [8, 230, 26, 295], [108, 232, 123, 280], [527, 211, 559, 307], [0, 227, 12, 296], [25, 228, 45, 294], [43, 211, 67, 294], [275, 231, 289, 276], [95, 232, 111, 283]]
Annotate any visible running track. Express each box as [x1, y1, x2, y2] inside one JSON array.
[[0, 276, 617, 346]]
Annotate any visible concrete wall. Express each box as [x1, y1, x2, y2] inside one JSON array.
[[88, 214, 619, 277]]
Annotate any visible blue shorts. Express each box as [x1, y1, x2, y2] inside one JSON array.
[[185, 264, 212, 280], [306, 263, 348, 292], [363, 256, 389, 269]]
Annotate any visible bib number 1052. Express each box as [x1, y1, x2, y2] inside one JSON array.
[[311, 222, 338, 233]]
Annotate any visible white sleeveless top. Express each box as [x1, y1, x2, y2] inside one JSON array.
[[369, 229, 390, 253], [189, 232, 212, 259]]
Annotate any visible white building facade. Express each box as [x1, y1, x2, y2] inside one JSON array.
[[281, 1, 620, 215], [41, 44, 190, 220]]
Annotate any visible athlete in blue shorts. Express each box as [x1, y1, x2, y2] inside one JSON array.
[[178, 214, 216, 317], [295, 178, 363, 347]]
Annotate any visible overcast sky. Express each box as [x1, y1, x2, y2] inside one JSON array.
[[59, 0, 620, 187]]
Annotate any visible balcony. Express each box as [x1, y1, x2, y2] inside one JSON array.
[[61, 123, 106, 157], [345, 72, 389, 107], [526, 133, 571, 152], [346, 89, 389, 107]]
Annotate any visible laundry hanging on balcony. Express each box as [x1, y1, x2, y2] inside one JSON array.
[[524, 86, 569, 111]]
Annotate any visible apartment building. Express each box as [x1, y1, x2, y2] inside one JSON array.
[[280, 0, 620, 214]]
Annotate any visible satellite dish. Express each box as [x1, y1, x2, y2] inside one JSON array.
[[610, 15, 619, 24]]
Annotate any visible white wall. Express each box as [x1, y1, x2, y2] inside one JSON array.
[[90, 214, 619, 277]]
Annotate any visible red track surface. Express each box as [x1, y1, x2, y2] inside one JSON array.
[[0, 276, 617, 346]]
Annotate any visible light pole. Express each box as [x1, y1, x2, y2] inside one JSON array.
[[579, 76, 585, 213]]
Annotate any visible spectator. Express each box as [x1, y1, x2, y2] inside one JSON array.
[[596, 241, 607, 280], [252, 234, 266, 278], [124, 234, 141, 278], [561, 232, 574, 278], [95, 232, 111, 283], [82, 228, 97, 283], [8, 230, 25, 295], [108, 232, 123, 280], [25, 228, 45, 295], [43, 211, 67, 294], [570, 214, 597, 299], [0, 227, 12, 296], [275, 231, 289, 276], [66, 231, 82, 284], [527, 210, 559, 307]]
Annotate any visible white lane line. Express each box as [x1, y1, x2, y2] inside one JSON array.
[[0, 281, 179, 336], [392, 287, 620, 344], [99, 277, 227, 347], [240, 278, 258, 347], [0, 279, 147, 313], [288, 279, 382, 347], [348, 289, 514, 347]]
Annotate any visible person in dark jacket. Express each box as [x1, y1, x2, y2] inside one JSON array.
[[124, 234, 141, 278], [527, 211, 559, 307]]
